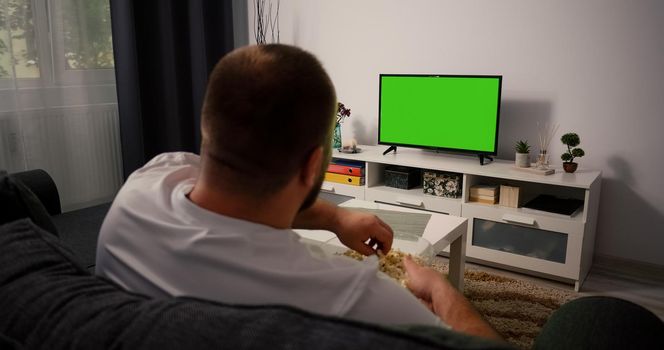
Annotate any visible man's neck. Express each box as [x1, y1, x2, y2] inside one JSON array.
[[187, 181, 299, 230]]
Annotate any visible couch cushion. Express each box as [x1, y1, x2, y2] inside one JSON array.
[[52, 202, 111, 269], [0, 333, 22, 350], [0, 171, 58, 236], [0, 219, 511, 350]]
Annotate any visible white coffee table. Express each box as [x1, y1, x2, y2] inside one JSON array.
[[295, 199, 468, 291]]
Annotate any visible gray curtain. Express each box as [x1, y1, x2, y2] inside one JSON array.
[[110, 0, 235, 178]]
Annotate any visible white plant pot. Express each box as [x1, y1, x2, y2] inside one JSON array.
[[515, 153, 530, 168]]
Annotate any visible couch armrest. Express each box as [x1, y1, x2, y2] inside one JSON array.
[[11, 169, 61, 216]]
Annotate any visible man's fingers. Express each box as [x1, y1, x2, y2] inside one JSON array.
[[403, 256, 423, 285], [377, 216, 393, 233], [403, 255, 417, 271], [403, 256, 428, 297], [354, 242, 376, 256], [372, 216, 394, 253]]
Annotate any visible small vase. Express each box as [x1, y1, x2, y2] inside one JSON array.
[[332, 122, 342, 150]]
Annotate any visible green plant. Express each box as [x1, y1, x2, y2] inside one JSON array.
[[560, 133, 585, 163], [515, 140, 531, 154]]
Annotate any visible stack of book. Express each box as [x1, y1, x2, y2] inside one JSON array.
[[469, 185, 499, 204], [325, 159, 365, 186]]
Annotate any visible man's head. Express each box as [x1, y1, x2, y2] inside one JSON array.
[[200, 44, 336, 206]]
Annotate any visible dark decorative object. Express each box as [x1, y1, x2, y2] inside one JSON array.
[[423, 170, 462, 198], [384, 166, 421, 189], [560, 133, 585, 173]]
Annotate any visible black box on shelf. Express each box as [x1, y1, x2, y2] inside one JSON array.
[[423, 170, 462, 198], [384, 166, 421, 189]]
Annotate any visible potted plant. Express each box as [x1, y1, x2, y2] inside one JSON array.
[[560, 133, 585, 173], [514, 140, 531, 168]]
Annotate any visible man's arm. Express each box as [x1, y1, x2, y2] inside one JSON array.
[[292, 198, 394, 255], [403, 256, 504, 341]]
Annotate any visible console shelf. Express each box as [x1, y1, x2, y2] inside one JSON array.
[[323, 145, 602, 291]]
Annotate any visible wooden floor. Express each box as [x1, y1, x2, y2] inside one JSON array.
[[580, 257, 664, 320], [434, 255, 664, 320]]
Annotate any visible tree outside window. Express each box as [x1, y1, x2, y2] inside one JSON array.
[[62, 0, 113, 70], [0, 0, 114, 80], [0, 0, 39, 78]]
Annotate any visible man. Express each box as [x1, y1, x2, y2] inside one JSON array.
[[96, 44, 500, 340]]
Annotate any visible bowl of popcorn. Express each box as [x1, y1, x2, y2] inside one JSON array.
[[391, 232, 434, 264], [336, 233, 434, 287]]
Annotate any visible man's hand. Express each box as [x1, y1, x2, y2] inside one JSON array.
[[403, 256, 504, 341], [403, 255, 446, 302], [292, 199, 393, 256], [333, 207, 394, 256]]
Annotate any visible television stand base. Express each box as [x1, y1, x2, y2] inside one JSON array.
[[478, 154, 493, 165], [382, 145, 397, 155]]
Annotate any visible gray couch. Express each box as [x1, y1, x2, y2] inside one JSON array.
[[0, 170, 511, 349], [2, 170, 663, 349]]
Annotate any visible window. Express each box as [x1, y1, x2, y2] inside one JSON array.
[[0, 0, 114, 86], [0, 0, 40, 79], [0, 0, 121, 211]]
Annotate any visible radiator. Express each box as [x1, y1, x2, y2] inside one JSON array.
[[0, 104, 123, 212]]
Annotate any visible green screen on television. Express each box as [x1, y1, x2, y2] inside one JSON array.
[[379, 75, 502, 154]]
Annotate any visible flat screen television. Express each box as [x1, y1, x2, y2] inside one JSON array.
[[378, 74, 502, 163]]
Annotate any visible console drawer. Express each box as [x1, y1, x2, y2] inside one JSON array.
[[365, 187, 461, 215], [472, 218, 567, 263], [462, 203, 584, 235], [465, 216, 582, 279]]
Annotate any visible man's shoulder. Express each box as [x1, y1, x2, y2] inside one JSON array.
[[123, 152, 199, 183], [110, 152, 199, 211], [140, 152, 201, 172]]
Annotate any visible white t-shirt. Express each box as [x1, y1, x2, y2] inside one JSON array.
[[96, 152, 443, 327]]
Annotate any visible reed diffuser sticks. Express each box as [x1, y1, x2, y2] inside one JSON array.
[[536, 122, 559, 168], [538, 122, 559, 152]]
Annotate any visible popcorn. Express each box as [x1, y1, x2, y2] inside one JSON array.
[[341, 249, 424, 287]]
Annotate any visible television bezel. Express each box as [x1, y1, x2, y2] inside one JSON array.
[[378, 73, 503, 156]]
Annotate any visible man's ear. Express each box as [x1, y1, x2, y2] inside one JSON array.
[[301, 146, 324, 187]]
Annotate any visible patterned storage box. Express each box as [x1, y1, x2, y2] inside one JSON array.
[[423, 170, 462, 198]]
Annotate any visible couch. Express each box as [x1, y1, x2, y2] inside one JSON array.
[[1, 170, 663, 349]]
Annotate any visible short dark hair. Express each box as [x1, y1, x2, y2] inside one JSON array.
[[200, 44, 336, 196]]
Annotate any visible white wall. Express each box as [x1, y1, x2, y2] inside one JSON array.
[[240, 0, 664, 266]]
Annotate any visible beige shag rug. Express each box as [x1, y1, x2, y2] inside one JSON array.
[[432, 262, 578, 349]]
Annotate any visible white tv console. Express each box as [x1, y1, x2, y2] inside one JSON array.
[[323, 145, 602, 291]]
